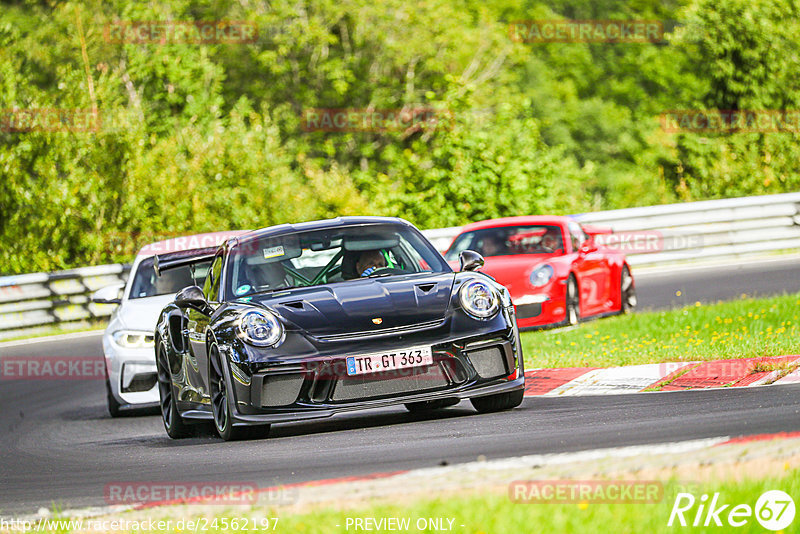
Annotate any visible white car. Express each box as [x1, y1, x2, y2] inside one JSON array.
[[92, 231, 247, 416]]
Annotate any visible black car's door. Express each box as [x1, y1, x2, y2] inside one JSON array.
[[186, 252, 224, 399]]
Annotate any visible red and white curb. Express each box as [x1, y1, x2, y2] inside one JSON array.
[[524, 355, 800, 397]]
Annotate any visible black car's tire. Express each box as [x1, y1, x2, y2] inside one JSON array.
[[157, 344, 192, 439], [620, 265, 637, 313], [470, 389, 524, 414], [209, 344, 270, 441], [404, 398, 460, 413], [565, 275, 580, 326]]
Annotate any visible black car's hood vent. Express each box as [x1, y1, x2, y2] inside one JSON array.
[[257, 272, 456, 336]]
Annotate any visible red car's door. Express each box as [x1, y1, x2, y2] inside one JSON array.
[[568, 222, 612, 317]]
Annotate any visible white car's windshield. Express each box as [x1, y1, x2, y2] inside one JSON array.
[[129, 253, 212, 299]]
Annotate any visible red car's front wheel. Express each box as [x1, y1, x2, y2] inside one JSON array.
[[565, 275, 580, 325], [621, 265, 637, 313]]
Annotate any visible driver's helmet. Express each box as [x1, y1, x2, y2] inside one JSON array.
[[357, 249, 394, 277], [541, 229, 561, 251]]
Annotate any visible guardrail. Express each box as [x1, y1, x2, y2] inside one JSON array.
[[0, 264, 130, 337], [574, 191, 800, 266], [1, 192, 799, 338], [422, 192, 800, 266]]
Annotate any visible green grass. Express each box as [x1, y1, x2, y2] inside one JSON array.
[[238, 470, 799, 534], [31, 469, 800, 533], [521, 292, 800, 369]]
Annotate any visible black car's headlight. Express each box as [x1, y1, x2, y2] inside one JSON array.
[[459, 280, 500, 319], [237, 310, 284, 347], [529, 264, 554, 287]]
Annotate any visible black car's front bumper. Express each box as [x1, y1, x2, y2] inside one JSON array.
[[220, 326, 524, 425]]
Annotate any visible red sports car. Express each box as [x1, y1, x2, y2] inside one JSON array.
[[444, 216, 636, 329]]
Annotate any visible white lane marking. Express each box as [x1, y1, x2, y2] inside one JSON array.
[[773, 366, 800, 385], [0, 330, 104, 349], [388, 437, 731, 479], [545, 363, 696, 396]]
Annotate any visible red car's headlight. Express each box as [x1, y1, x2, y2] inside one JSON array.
[[529, 264, 554, 287]]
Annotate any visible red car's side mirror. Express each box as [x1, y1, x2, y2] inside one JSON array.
[[579, 238, 597, 255]]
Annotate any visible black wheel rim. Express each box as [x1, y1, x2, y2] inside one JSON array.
[[156, 346, 173, 428], [210, 348, 228, 432]]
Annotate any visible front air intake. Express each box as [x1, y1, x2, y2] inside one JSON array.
[[466, 347, 508, 379]]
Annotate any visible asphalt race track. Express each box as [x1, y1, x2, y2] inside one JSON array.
[[635, 255, 800, 310], [2, 257, 800, 515]]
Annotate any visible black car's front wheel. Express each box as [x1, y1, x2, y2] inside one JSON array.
[[157, 343, 192, 439], [470, 389, 524, 414], [209, 344, 270, 441]]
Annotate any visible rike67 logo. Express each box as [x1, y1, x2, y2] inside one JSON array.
[[668, 490, 795, 531]]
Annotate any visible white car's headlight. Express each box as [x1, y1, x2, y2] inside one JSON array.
[[238, 310, 284, 347], [112, 330, 155, 348], [459, 280, 500, 319], [529, 264, 554, 287]]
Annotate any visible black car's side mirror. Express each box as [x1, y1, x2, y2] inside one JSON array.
[[175, 285, 210, 313], [459, 250, 485, 272]]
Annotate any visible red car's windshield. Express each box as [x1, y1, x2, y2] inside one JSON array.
[[445, 225, 564, 260]]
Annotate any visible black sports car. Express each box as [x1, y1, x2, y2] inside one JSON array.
[[154, 217, 525, 440]]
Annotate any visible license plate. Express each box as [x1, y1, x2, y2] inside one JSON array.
[[346, 347, 433, 376]]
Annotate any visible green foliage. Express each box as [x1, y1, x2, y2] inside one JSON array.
[[1, 0, 799, 274], [657, 0, 800, 199]]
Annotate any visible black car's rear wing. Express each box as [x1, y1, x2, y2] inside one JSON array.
[[153, 250, 217, 277]]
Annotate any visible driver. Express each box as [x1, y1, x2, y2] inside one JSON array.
[[480, 234, 505, 257], [356, 249, 387, 277], [541, 229, 561, 252]]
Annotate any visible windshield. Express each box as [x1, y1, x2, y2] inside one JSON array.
[[445, 225, 565, 260], [128, 252, 212, 299], [225, 223, 450, 299]]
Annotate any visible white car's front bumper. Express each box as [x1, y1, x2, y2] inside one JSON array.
[[103, 335, 159, 407]]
